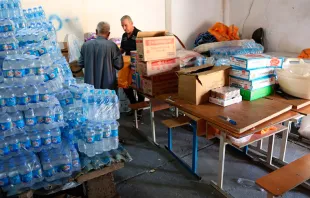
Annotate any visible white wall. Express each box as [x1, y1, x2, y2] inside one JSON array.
[[228, 0, 310, 53], [21, 0, 166, 42], [171, 0, 223, 49]]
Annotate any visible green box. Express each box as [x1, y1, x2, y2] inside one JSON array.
[[240, 86, 274, 101]]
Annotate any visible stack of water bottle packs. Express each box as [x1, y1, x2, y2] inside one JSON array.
[[0, 1, 122, 196], [229, 53, 285, 101]]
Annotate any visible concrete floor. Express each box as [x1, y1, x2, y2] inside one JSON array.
[[114, 110, 310, 198]]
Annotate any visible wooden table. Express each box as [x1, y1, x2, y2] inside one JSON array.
[[266, 93, 310, 110]]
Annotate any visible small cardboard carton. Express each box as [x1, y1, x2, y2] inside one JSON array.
[[230, 54, 284, 70], [230, 67, 275, 81], [177, 65, 231, 105], [229, 75, 276, 90], [137, 58, 180, 76], [240, 85, 274, 101], [136, 31, 176, 61], [142, 71, 178, 96]]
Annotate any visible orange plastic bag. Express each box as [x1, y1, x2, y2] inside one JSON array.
[[118, 56, 132, 88], [298, 49, 310, 59], [208, 22, 240, 42]]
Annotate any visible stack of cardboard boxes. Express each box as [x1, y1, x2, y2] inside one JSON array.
[[135, 31, 180, 96], [229, 54, 284, 101]]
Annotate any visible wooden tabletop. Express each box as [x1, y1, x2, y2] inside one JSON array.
[[156, 93, 293, 134], [266, 93, 310, 110], [256, 154, 310, 196]]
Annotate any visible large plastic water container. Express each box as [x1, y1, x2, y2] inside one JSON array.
[[276, 58, 310, 99]]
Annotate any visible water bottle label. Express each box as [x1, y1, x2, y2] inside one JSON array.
[[21, 172, 32, 183], [0, 44, 8, 51], [95, 134, 103, 141], [7, 3, 13, 9], [5, 97, 16, 107], [17, 96, 28, 105], [4, 25, 13, 32], [55, 165, 62, 173], [9, 175, 21, 185], [52, 136, 61, 144], [14, 69, 26, 78], [29, 95, 39, 103], [42, 137, 51, 146], [44, 115, 55, 124], [72, 159, 80, 168], [88, 97, 95, 104], [3, 70, 14, 78], [26, 50, 37, 56], [73, 93, 83, 100], [55, 114, 64, 122], [66, 98, 74, 106], [38, 48, 48, 56], [33, 169, 43, 179], [13, 119, 25, 129], [86, 136, 95, 143], [25, 117, 37, 126], [103, 131, 111, 138], [59, 99, 66, 106], [0, 99, 5, 107], [44, 74, 49, 82], [104, 96, 109, 104], [111, 129, 118, 137], [61, 164, 72, 173], [0, 177, 9, 187], [0, 122, 12, 131], [7, 43, 18, 50], [0, 3, 7, 9], [48, 69, 58, 80], [37, 116, 44, 124], [36, 68, 44, 75], [40, 94, 50, 102], [9, 142, 21, 152], [31, 139, 42, 148], [25, 68, 36, 76], [14, 2, 20, 8], [0, 146, 9, 156], [43, 168, 55, 178], [21, 139, 31, 149]]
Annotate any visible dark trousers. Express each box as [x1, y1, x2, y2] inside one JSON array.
[[123, 87, 145, 115]]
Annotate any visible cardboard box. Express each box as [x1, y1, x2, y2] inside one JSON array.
[[230, 54, 284, 70], [209, 95, 242, 107], [136, 31, 176, 61], [142, 72, 178, 96], [137, 58, 180, 76], [229, 75, 276, 90], [240, 85, 274, 101], [210, 86, 240, 100], [177, 65, 231, 105], [230, 67, 275, 81]]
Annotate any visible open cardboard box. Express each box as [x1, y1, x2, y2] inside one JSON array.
[[177, 65, 231, 105]]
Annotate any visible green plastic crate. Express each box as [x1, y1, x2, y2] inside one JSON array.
[[240, 86, 274, 101]]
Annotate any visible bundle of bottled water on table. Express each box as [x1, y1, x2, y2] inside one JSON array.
[[0, 1, 123, 196]]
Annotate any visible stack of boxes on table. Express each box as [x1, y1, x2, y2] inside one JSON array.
[[229, 54, 284, 101], [131, 31, 180, 96]]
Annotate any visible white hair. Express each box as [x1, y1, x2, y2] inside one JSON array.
[[97, 21, 110, 34], [120, 15, 133, 23]]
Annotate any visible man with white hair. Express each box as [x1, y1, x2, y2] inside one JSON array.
[[78, 21, 123, 91], [120, 15, 145, 120]]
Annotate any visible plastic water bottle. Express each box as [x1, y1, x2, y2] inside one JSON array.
[[19, 133, 31, 150], [15, 86, 28, 111], [38, 83, 50, 104], [54, 104, 64, 123], [1, 1, 9, 19], [24, 108, 37, 127], [0, 113, 13, 132], [8, 158, 21, 188], [19, 156, 33, 187], [102, 124, 111, 151], [0, 163, 9, 188], [70, 146, 81, 172], [35, 108, 44, 129], [9, 111, 25, 134], [94, 124, 103, 154], [27, 84, 39, 108], [0, 88, 6, 113], [29, 130, 41, 152], [41, 154, 55, 182], [110, 121, 119, 150], [4, 88, 17, 113], [13, 58, 26, 84], [41, 130, 51, 150], [51, 128, 61, 148], [60, 153, 72, 177], [85, 127, 96, 157], [44, 107, 55, 127], [8, 135, 21, 156], [29, 153, 43, 184], [0, 138, 10, 158]]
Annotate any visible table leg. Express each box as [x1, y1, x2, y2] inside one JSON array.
[[168, 128, 172, 150], [192, 121, 198, 173], [134, 110, 138, 129], [218, 133, 227, 189], [279, 121, 291, 162], [175, 107, 179, 118], [257, 140, 263, 150], [267, 135, 275, 165], [149, 103, 157, 144]]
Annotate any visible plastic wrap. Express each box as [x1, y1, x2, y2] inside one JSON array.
[[176, 50, 204, 68], [298, 115, 310, 139], [66, 34, 83, 63]]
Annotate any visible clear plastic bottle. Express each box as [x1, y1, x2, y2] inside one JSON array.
[[19, 133, 31, 150], [2, 58, 14, 85], [54, 104, 64, 123], [51, 128, 61, 148], [27, 84, 39, 108], [4, 87, 17, 112], [24, 108, 37, 127], [8, 158, 21, 189], [29, 130, 41, 152], [8, 135, 21, 156], [41, 130, 51, 150], [9, 111, 25, 134], [15, 86, 28, 111], [29, 153, 43, 184], [38, 83, 50, 103], [19, 156, 33, 187], [41, 153, 55, 182], [94, 124, 103, 154], [0, 88, 6, 113], [110, 121, 119, 150], [85, 127, 96, 157], [0, 163, 9, 188], [0, 113, 13, 133], [102, 124, 111, 151], [0, 138, 10, 159], [60, 153, 72, 177], [71, 146, 81, 172]]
